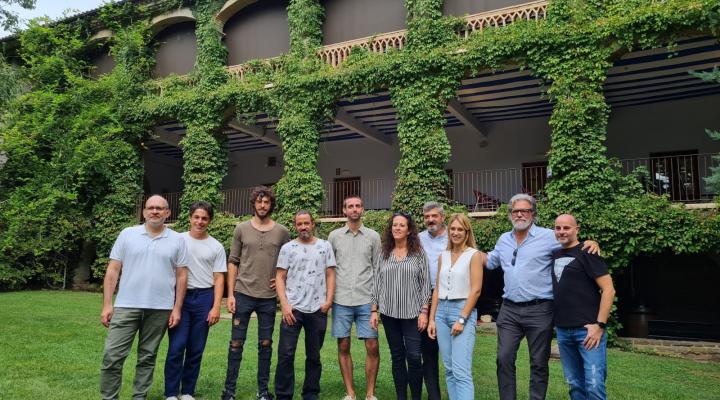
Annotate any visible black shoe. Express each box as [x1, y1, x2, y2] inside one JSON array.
[[221, 393, 235, 400]]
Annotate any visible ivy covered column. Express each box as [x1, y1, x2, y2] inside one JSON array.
[[390, 0, 463, 213], [533, 41, 615, 212], [179, 1, 229, 213], [272, 0, 333, 221]]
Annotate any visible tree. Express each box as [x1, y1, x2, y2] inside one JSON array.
[[0, 0, 35, 32], [691, 68, 720, 194]]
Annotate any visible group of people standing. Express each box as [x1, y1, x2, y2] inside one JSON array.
[[99, 187, 615, 400]]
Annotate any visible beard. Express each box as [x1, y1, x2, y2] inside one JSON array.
[[512, 218, 532, 231], [426, 223, 439, 233]]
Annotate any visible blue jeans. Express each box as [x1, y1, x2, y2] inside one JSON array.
[[164, 287, 214, 397], [435, 299, 477, 400], [556, 327, 607, 400], [331, 302, 378, 339]]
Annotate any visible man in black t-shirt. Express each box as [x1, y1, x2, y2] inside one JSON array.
[[552, 214, 615, 400]]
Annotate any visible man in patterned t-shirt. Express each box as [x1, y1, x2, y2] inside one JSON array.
[[552, 214, 615, 400], [274, 210, 337, 400]]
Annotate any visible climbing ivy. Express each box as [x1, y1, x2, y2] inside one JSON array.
[[0, 0, 719, 291]]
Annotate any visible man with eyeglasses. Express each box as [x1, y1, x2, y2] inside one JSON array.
[[417, 201, 446, 400], [485, 194, 599, 400], [100, 195, 189, 400]]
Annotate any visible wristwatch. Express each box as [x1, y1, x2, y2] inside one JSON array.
[[458, 316, 467, 326], [596, 321, 607, 329]]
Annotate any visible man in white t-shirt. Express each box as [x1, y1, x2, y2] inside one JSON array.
[[100, 195, 189, 400], [274, 211, 336, 400], [164, 201, 227, 400]]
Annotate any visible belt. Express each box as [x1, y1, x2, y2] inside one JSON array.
[[504, 298, 552, 307], [187, 287, 213, 293]]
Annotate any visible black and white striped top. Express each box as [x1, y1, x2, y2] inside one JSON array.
[[372, 251, 432, 319]]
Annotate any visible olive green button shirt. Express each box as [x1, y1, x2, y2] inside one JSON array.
[[328, 224, 381, 307]]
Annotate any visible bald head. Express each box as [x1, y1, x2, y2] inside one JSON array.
[[145, 195, 169, 209], [554, 213, 580, 248]]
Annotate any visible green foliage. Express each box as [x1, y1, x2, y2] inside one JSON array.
[[691, 67, 720, 194], [0, 0, 35, 31], [0, 56, 27, 110], [1, 0, 720, 295]]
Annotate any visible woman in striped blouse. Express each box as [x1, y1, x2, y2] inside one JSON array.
[[427, 213, 485, 399], [370, 212, 432, 400]]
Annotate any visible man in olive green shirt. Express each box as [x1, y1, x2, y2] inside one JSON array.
[[222, 187, 290, 400], [328, 195, 382, 400]]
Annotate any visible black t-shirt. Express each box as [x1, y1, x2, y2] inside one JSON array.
[[551, 243, 609, 328]]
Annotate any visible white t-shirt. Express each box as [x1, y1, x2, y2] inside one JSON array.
[[277, 239, 336, 313], [110, 225, 188, 310], [182, 232, 228, 289]]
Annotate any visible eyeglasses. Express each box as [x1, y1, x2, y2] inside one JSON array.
[[392, 211, 412, 219], [144, 206, 168, 211], [510, 208, 533, 215], [511, 248, 518, 266]]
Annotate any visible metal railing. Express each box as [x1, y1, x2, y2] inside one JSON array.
[[139, 153, 718, 221], [620, 153, 718, 203]]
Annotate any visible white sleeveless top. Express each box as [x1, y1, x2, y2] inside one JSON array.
[[438, 248, 477, 300]]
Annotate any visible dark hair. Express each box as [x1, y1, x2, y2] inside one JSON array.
[[250, 186, 276, 214], [342, 195, 363, 208], [381, 212, 422, 260], [293, 209, 314, 224], [189, 201, 214, 220]]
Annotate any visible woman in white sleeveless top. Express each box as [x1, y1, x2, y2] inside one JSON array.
[[428, 213, 486, 400]]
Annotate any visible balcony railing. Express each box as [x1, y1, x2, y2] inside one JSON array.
[[140, 152, 717, 222], [221, 1, 549, 77]]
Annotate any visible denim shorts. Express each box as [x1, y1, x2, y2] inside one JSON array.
[[331, 302, 378, 339]]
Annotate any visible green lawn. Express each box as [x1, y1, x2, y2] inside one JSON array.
[[0, 291, 718, 399]]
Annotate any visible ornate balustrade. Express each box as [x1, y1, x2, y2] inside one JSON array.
[[226, 0, 550, 77]]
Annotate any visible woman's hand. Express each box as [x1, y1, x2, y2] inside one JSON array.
[[418, 313, 428, 332], [428, 320, 436, 339]]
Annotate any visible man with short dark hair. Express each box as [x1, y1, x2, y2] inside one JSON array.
[[164, 201, 227, 400], [552, 214, 615, 400], [100, 195, 188, 400], [222, 187, 290, 400], [328, 196, 381, 400], [274, 211, 337, 400], [417, 201, 446, 400], [486, 194, 599, 400]]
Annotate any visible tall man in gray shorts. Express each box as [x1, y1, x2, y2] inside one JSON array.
[[328, 195, 381, 400]]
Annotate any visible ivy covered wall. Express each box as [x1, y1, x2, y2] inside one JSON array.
[[0, 0, 719, 289]]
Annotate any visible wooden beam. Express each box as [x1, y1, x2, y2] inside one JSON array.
[[228, 119, 282, 147], [448, 98, 487, 137], [334, 108, 393, 146]]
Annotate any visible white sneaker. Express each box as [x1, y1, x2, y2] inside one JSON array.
[[180, 395, 196, 400], [166, 397, 179, 400], [366, 396, 378, 400], [342, 395, 356, 400]]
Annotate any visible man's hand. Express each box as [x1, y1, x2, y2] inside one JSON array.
[[583, 323, 604, 350], [281, 303, 296, 326], [427, 320, 436, 339], [418, 313, 428, 332], [370, 312, 379, 331], [169, 309, 181, 329], [320, 302, 332, 314], [269, 278, 276, 290], [451, 321, 465, 337], [226, 295, 236, 314], [582, 240, 601, 255], [207, 306, 221, 326], [100, 305, 114, 328]]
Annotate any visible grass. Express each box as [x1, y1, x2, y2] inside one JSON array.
[[1, 291, 719, 399]]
